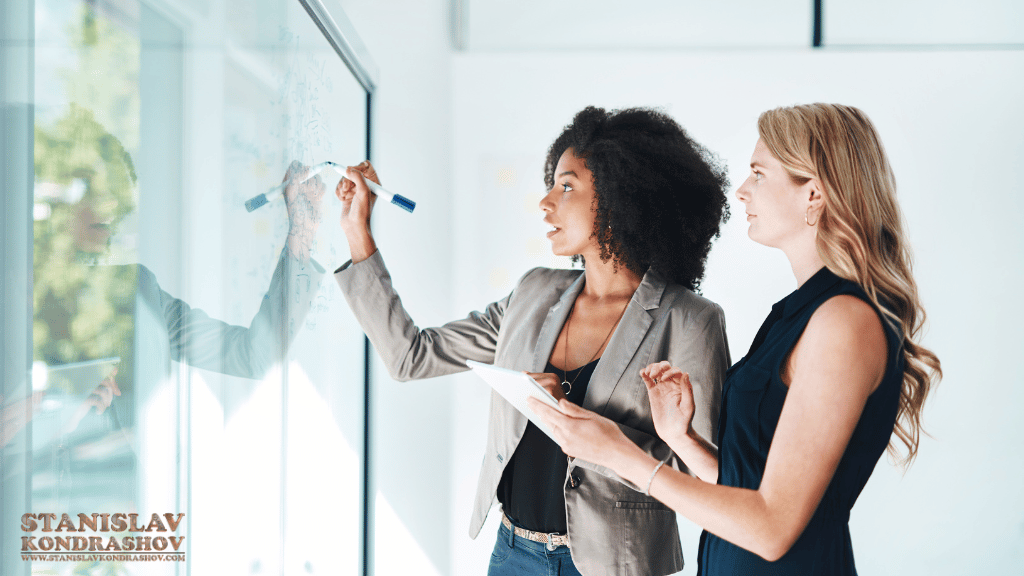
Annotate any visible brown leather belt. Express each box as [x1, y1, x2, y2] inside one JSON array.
[[501, 511, 570, 551]]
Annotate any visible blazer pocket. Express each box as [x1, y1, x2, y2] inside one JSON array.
[[615, 498, 680, 561], [615, 500, 672, 511]]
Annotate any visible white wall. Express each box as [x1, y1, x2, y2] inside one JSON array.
[[449, 49, 1024, 575], [826, 0, 1024, 45]]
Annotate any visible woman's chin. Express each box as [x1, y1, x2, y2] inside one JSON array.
[[746, 230, 781, 251], [550, 247, 579, 259]]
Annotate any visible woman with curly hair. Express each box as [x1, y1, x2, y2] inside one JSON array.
[[334, 106, 731, 576], [533, 103, 942, 575]]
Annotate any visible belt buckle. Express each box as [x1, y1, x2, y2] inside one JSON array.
[[545, 534, 557, 552]]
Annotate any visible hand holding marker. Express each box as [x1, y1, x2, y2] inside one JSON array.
[[245, 161, 415, 213]]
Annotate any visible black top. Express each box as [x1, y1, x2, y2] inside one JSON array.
[[698, 267, 904, 575], [497, 358, 599, 533]]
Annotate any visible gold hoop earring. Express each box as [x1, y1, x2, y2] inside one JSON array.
[[805, 207, 819, 227]]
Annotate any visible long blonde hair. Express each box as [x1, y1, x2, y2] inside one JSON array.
[[758, 103, 941, 468]]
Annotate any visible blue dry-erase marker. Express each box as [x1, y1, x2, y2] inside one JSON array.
[[244, 161, 416, 213]]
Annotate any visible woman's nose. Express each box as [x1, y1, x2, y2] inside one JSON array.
[[735, 179, 751, 203], [539, 188, 556, 213]]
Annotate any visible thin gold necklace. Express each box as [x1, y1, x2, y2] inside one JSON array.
[[562, 298, 625, 490], [561, 300, 621, 395]]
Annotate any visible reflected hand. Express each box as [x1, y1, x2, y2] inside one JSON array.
[[283, 160, 326, 261], [83, 368, 122, 416], [640, 361, 695, 447], [337, 160, 379, 262], [528, 396, 632, 471], [524, 372, 568, 403], [62, 368, 121, 435], [1, 391, 46, 448]]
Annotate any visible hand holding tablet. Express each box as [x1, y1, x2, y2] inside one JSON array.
[[465, 360, 562, 443]]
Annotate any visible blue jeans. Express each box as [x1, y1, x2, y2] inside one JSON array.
[[487, 520, 583, 576]]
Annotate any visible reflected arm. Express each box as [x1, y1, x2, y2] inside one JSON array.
[[156, 248, 325, 378]]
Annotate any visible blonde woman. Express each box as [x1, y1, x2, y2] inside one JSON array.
[[532, 103, 942, 574]]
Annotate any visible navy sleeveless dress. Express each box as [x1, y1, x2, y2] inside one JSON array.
[[697, 267, 904, 575]]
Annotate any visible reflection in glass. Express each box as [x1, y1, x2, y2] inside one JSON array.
[[30, 80, 326, 576], [7, 0, 370, 573]]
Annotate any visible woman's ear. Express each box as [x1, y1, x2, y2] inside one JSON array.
[[808, 178, 822, 201], [806, 180, 824, 212], [803, 179, 825, 227]]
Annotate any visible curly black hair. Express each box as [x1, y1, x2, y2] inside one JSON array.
[[544, 106, 730, 292]]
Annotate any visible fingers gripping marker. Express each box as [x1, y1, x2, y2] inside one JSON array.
[[245, 161, 416, 214]]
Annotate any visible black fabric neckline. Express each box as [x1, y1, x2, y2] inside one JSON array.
[[554, 357, 601, 376], [781, 266, 844, 319], [497, 358, 599, 533]]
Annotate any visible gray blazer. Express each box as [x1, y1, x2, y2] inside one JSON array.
[[336, 251, 728, 576]]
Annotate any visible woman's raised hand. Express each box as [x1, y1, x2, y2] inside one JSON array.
[[337, 160, 379, 263], [640, 361, 696, 448]]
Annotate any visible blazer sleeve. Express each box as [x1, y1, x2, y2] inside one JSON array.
[[572, 300, 730, 492], [670, 300, 729, 449], [155, 248, 325, 378], [334, 250, 510, 381]]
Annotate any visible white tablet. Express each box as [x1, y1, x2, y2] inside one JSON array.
[[466, 360, 561, 443]]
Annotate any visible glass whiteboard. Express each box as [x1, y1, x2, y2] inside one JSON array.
[[5, 0, 372, 574]]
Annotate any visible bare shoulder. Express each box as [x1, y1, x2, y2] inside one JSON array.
[[808, 295, 885, 347], [797, 295, 888, 390]]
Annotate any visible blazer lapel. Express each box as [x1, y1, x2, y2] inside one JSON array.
[[583, 268, 667, 416], [530, 273, 586, 372]]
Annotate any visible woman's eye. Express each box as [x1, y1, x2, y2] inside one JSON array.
[[753, 171, 763, 181], [561, 183, 572, 193]]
